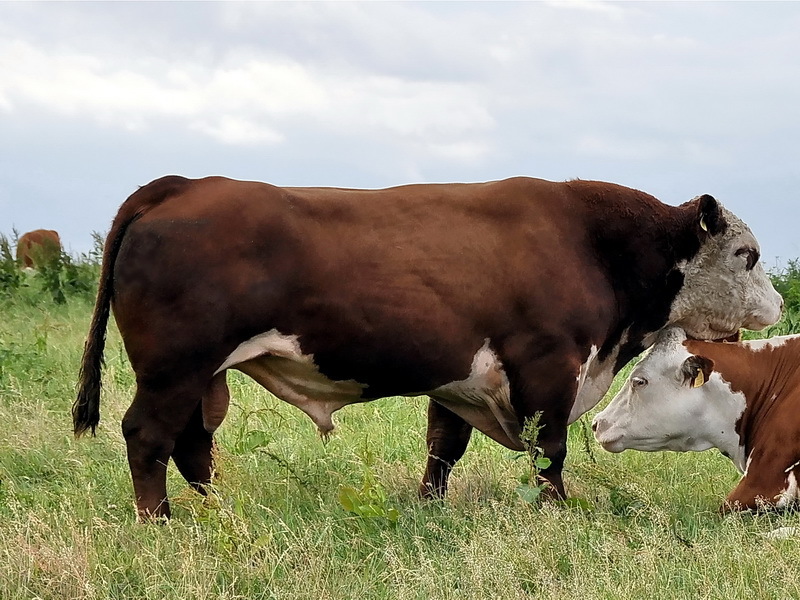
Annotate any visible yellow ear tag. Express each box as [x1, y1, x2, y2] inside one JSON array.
[[700, 217, 708, 232], [693, 370, 705, 388]]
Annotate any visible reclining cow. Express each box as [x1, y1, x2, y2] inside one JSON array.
[[73, 175, 782, 519], [593, 327, 800, 511]]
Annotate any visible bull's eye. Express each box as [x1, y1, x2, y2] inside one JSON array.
[[631, 376, 648, 389], [735, 246, 759, 271]]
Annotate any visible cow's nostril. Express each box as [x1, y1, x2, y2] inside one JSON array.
[[591, 419, 598, 432]]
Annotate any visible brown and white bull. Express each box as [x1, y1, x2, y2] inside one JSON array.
[[593, 327, 800, 511], [73, 175, 782, 519], [16, 229, 62, 268]]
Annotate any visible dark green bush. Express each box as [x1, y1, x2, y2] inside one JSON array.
[[770, 259, 800, 314], [0, 233, 23, 295]]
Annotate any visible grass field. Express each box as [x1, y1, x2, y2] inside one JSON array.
[[3, 291, 800, 599]]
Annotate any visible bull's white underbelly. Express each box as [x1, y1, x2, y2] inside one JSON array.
[[213, 330, 367, 434], [213, 330, 522, 449]]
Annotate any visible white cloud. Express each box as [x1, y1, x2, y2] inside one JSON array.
[[427, 141, 492, 163], [207, 58, 328, 115], [543, 0, 627, 18], [576, 135, 669, 161], [0, 40, 200, 121], [190, 116, 284, 146], [0, 35, 494, 155], [328, 75, 494, 139]]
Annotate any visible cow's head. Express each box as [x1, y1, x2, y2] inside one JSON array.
[[592, 327, 743, 460], [668, 195, 782, 340]]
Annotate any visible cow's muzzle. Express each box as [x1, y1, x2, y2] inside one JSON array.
[[591, 416, 626, 453]]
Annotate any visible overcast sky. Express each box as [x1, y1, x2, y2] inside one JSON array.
[[1, 1, 798, 265]]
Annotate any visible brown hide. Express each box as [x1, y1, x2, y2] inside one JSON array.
[[75, 175, 717, 519], [16, 229, 62, 268]]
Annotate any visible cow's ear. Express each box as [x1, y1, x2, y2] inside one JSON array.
[[681, 355, 715, 388], [694, 194, 727, 236]]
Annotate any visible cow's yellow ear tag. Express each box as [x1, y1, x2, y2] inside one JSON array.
[[700, 216, 708, 232], [693, 370, 705, 388]]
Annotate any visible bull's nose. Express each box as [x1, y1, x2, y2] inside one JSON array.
[[591, 419, 598, 433]]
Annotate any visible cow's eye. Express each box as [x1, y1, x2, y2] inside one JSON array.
[[631, 376, 648, 388], [735, 246, 759, 271]]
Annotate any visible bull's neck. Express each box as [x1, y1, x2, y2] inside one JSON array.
[[578, 191, 698, 370]]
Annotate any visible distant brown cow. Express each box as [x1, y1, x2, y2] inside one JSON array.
[[73, 175, 782, 520], [16, 229, 62, 268]]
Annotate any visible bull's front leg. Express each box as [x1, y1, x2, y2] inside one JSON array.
[[419, 399, 473, 499], [511, 356, 582, 501], [533, 425, 569, 500]]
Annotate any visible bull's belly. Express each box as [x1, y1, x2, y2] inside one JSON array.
[[212, 330, 523, 449]]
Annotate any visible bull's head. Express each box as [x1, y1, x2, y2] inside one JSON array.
[[668, 195, 782, 340]]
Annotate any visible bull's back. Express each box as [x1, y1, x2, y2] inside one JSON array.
[[114, 176, 577, 313]]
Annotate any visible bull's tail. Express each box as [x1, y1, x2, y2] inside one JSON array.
[[73, 176, 191, 437]]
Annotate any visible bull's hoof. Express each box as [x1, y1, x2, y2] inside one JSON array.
[[418, 482, 446, 500]]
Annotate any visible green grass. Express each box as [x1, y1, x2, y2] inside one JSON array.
[[3, 298, 800, 599]]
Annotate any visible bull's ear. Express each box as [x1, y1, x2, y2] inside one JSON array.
[[694, 194, 726, 236], [681, 355, 715, 388]]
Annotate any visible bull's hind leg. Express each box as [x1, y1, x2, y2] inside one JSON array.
[[121, 380, 206, 520], [171, 374, 230, 494], [171, 404, 214, 495], [419, 399, 473, 498]]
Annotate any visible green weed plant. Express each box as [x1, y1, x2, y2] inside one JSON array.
[[514, 412, 552, 505]]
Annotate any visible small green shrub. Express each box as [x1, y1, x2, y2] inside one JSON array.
[[337, 477, 401, 523], [514, 412, 552, 505], [770, 259, 800, 314], [0, 233, 23, 297]]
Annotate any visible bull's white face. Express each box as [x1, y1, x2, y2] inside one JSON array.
[[592, 327, 747, 470], [669, 206, 782, 340]]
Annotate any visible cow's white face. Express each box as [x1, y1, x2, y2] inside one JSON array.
[[592, 327, 747, 469], [669, 203, 782, 340]]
